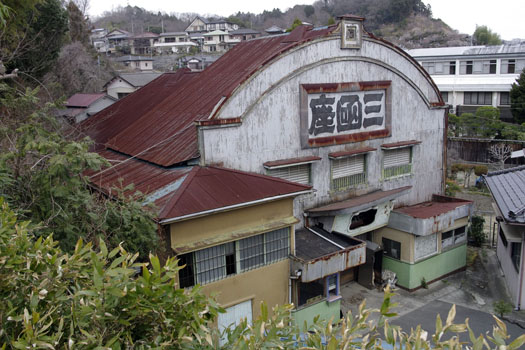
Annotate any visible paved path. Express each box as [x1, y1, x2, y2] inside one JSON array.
[[392, 300, 524, 343], [340, 247, 525, 345]]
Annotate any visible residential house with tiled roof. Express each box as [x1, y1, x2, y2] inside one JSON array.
[[82, 15, 472, 327], [58, 93, 115, 123], [104, 72, 162, 99], [485, 166, 525, 310]]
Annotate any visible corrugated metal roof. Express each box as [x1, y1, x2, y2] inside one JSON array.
[[159, 166, 311, 220], [394, 195, 472, 219], [484, 165, 525, 224], [87, 150, 191, 206], [67, 93, 105, 108], [307, 186, 412, 213], [82, 25, 336, 167]]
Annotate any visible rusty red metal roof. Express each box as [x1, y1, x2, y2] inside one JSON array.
[[263, 155, 322, 168], [67, 93, 105, 108], [81, 25, 336, 167], [159, 166, 311, 221], [86, 149, 191, 205], [329, 147, 376, 159], [394, 195, 472, 219], [381, 140, 421, 149]]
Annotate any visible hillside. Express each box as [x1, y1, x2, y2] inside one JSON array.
[[92, 0, 471, 49]]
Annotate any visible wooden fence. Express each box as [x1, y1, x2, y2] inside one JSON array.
[[447, 137, 525, 165]]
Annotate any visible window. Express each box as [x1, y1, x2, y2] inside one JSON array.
[[441, 225, 467, 250], [449, 61, 456, 75], [117, 92, 130, 99], [488, 60, 497, 74], [298, 274, 340, 307], [500, 92, 510, 105], [464, 60, 473, 74], [330, 154, 366, 191], [267, 164, 311, 185], [165, 37, 176, 43], [383, 147, 412, 179], [440, 91, 449, 103], [383, 238, 401, 260], [501, 59, 516, 74], [464, 92, 492, 105], [178, 227, 290, 287], [511, 242, 522, 272]]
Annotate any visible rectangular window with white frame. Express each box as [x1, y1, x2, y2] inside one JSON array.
[[178, 227, 290, 288], [330, 154, 367, 191], [382, 147, 413, 179]]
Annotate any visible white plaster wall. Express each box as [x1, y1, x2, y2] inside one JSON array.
[[107, 80, 136, 99], [201, 35, 445, 218]]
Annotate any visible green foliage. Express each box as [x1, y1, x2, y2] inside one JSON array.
[[1, 0, 68, 78], [0, 198, 222, 349], [473, 25, 502, 45], [449, 107, 506, 138], [494, 300, 513, 318], [304, 5, 315, 17], [469, 215, 486, 247], [1, 209, 524, 349], [420, 277, 429, 289], [287, 17, 303, 32], [0, 83, 159, 258], [510, 68, 525, 124], [327, 16, 335, 25], [474, 165, 488, 176], [445, 179, 461, 196]]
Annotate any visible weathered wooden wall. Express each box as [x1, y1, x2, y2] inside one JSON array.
[[448, 137, 525, 165]]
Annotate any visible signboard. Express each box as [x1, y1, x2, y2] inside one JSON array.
[[300, 81, 392, 148]]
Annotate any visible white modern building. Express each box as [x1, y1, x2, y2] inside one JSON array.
[[407, 43, 525, 121]]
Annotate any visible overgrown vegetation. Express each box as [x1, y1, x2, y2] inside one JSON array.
[[1, 199, 524, 349], [0, 83, 159, 258], [511, 68, 525, 125], [493, 300, 513, 318]]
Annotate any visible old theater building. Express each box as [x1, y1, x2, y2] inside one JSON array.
[[84, 15, 472, 328]]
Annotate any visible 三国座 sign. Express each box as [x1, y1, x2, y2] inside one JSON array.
[[300, 82, 391, 148]]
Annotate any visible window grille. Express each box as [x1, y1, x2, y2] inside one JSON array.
[[383, 147, 412, 179], [331, 154, 366, 191], [178, 227, 290, 287]]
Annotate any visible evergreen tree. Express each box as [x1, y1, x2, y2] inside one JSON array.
[[67, 0, 90, 45], [510, 68, 525, 124]]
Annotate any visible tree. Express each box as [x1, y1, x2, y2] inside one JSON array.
[[67, 0, 90, 45], [304, 5, 315, 17], [475, 106, 502, 138], [1, 0, 68, 78], [473, 25, 502, 45], [510, 68, 525, 124], [0, 83, 159, 257], [489, 143, 512, 170], [287, 17, 303, 32]]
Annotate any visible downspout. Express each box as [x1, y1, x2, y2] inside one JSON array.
[[443, 107, 448, 195]]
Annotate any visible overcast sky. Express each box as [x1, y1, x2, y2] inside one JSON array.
[[88, 0, 524, 41]]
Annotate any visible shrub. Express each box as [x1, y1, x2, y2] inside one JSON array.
[[469, 215, 486, 246], [474, 165, 488, 176], [494, 300, 513, 318]]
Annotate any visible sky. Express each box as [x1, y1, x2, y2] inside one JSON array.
[[88, 0, 524, 41]]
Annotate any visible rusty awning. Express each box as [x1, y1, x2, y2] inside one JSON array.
[[306, 186, 412, 217]]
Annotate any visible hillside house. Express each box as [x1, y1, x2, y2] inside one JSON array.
[[104, 72, 162, 99], [82, 15, 471, 326], [115, 55, 154, 71], [58, 93, 115, 123]]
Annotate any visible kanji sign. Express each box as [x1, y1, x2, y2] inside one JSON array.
[[300, 81, 391, 148], [307, 90, 385, 137]]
